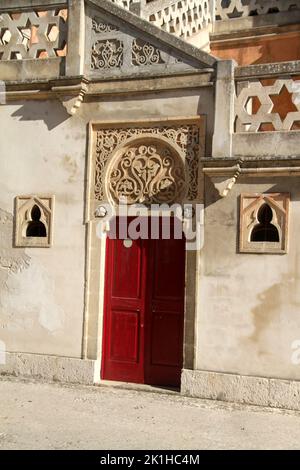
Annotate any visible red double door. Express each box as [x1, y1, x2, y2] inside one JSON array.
[[101, 218, 186, 387]]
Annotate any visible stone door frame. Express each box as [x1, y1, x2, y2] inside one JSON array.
[[83, 116, 206, 384]]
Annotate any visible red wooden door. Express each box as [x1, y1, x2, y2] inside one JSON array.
[[101, 217, 185, 387]]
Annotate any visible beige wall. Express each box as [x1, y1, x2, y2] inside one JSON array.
[[0, 100, 86, 357], [0, 87, 212, 359], [2, 91, 299, 383], [197, 176, 300, 381]]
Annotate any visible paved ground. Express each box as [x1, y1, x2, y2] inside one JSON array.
[[0, 377, 300, 450]]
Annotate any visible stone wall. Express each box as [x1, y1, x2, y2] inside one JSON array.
[[0, 87, 213, 364], [196, 176, 300, 381]]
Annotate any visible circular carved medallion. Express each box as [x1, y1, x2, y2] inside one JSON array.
[[107, 141, 186, 205]]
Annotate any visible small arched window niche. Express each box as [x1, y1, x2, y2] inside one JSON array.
[[15, 196, 54, 248], [239, 193, 289, 254]]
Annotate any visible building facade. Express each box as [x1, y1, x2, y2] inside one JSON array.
[[1, 0, 300, 410]]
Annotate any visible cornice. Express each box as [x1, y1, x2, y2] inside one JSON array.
[[2, 70, 214, 105], [203, 157, 300, 197]]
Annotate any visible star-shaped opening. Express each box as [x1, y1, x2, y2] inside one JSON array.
[[270, 84, 298, 120]]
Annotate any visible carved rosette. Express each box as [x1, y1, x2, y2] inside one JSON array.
[[107, 142, 186, 205]]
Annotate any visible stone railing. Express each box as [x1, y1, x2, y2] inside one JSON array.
[[110, 0, 137, 9], [141, 0, 214, 39], [235, 63, 300, 132], [215, 0, 300, 21], [108, 0, 300, 38], [0, 8, 68, 61], [2, 0, 296, 64], [212, 61, 300, 159]]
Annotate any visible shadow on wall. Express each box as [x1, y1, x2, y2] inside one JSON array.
[[248, 275, 288, 345], [11, 100, 70, 131]]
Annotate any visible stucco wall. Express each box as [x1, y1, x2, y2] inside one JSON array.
[[0, 100, 86, 357], [197, 176, 300, 381], [211, 31, 300, 66], [0, 87, 213, 359]]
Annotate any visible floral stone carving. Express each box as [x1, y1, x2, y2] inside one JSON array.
[[107, 141, 186, 205], [91, 39, 123, 70], [132, 39, 165, 66], [92, 17, 119, 33], [94, 124, 202, 202]]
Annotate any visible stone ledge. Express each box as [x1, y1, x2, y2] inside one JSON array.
[[0, 0, 67, 11], [181, 369, 300, 411], [213, 11, 300, 37], [0, 352, 101, 385]]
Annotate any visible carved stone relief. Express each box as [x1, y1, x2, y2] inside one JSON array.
[[132, 39, 165, 66], [94, 124, 202, 203], [91, 39, 123, 70], [92, 17, 119, 33], [86, 6, 198, 77], [107, 141, 186, 204]]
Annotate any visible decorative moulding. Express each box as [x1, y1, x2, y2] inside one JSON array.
[[204, 161, 300, 198], [90, 117, 204, 214]]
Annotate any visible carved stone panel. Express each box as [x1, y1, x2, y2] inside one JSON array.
[[85, 5, 200, 78], [91, 39, 123, 70], [107, 140, 186, 205], [132, 39, 165, 66], [92, 17, 119, 34], [93, 122, 203, 205]]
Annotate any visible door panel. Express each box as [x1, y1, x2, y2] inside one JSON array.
[[152, 238, 186, 300], [151, 311, 182, 366], [111, 239, 142, 299], [145, 232, 186, 387], [102, 217, 185, 387], [110, 309, 140, 363], [102, 227, 146, 384]]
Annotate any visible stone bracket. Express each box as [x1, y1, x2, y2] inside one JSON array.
[[52, 79, 89, 115], [203, 163, 241, 197], [203, 159, 300, 198]]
